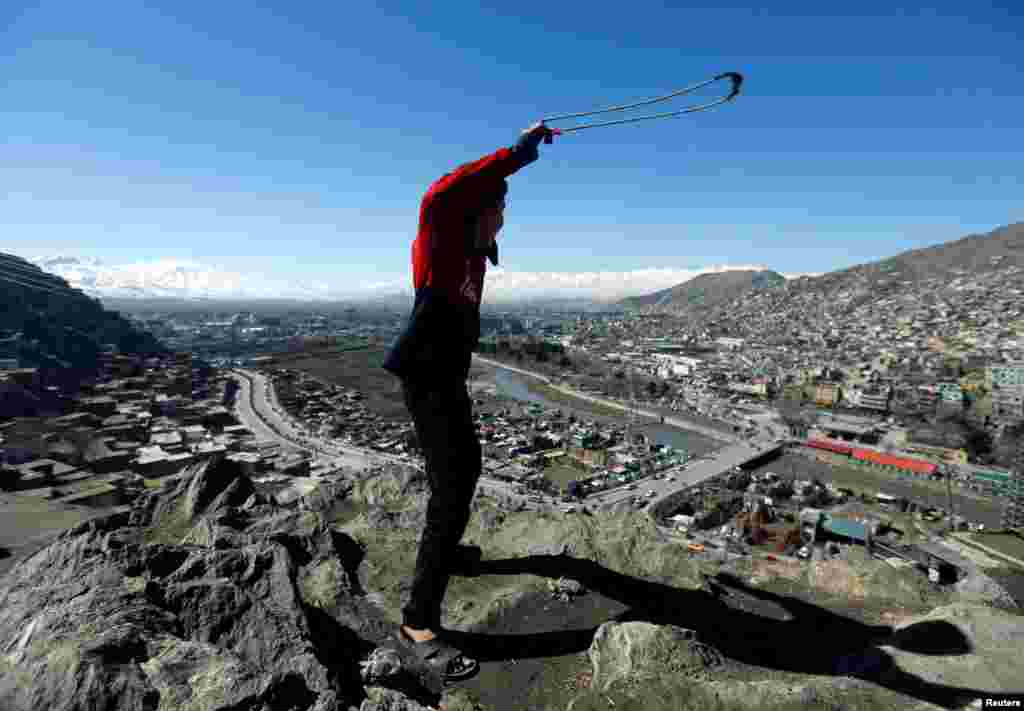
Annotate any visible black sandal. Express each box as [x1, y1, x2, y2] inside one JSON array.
[[397, 627, 479, 683]]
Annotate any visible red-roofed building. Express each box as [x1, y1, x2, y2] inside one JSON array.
[[806, 439, 854, 456], [851, 447, 936, 476]]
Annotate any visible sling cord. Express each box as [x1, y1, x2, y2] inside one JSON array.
[[540, 72, 743, 139]]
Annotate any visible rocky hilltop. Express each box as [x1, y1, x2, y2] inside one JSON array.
[[1, 456, 1022, 711]]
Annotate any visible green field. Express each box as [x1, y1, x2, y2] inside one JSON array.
[[542, 461, 589, 491], [808, 452, 993, 502], [524, 380, 627, 418]]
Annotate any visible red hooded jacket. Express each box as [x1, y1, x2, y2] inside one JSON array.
[[383, 141, 539, 382]]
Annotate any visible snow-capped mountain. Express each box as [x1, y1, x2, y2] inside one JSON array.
[[29, 255, 341, 301], [28, 254, 815, 304]]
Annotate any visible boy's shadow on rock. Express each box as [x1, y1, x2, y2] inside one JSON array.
[[441, 554, 1020, 710]]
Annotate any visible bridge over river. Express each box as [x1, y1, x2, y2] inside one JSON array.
[[645, 440, 787, 512]]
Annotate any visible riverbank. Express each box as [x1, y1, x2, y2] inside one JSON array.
[[524, 380, 626, 418], [473, 360, 723, 458]]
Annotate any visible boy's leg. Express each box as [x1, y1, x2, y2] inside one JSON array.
[[400, 379, 463, 632], [447, 382, 482, 553]]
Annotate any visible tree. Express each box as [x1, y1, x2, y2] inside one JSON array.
[[646, 380, 658, 397]]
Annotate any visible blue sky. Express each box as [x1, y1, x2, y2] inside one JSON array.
[[3, 0, 1022, 292]]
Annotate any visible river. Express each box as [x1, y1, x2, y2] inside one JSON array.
[[489, 365, 721, 457]]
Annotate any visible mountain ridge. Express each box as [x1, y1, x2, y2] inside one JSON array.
[[0, 252, 167, 373], [619, 222, 1024, 317], [617, 269, 788, 313]]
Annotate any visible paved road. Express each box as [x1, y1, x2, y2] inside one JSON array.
[[472, 355, 740, 445], [232, 368, 543, 509], [230, 370, 305, 455], [231, 369, 374, 471]]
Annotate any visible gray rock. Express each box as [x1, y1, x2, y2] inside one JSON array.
[[367, 507, 399, 530], [301, 479, 352, 513], [955, 570, 1019, 610], [206, 474, 257, 517], [394, 466, 429, 497], [477, 509, 505, 532], [366, 506, 426, 533], [548, 577, 587, 601], [526, 541, 574, 557], [0, 481, 373, 710], [183, 455, 249, 520], [359, 647, 404, 683], [588, 622, 713, 692], [240, 492, 264, 511], [359, 686, 434, 711]]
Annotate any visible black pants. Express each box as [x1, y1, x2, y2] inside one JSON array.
[[400, 377, 481, 630]]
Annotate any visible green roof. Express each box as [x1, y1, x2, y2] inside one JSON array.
[[823, 517, 870, 542], [973, 471, 1011, 481]]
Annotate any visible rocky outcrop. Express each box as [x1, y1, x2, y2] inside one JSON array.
[[587, 621, 722, 692], [301, 479, 354, 514], [566, 617, 1012, 711], [0, 506, 354, 710], [955, 568, 1020, 611], [839, 603, 1024, 695], [0, 458, 451, 711], [366, 505, 427, 532], [4, 455, 1023, 711], [547, 577, 586, 602]]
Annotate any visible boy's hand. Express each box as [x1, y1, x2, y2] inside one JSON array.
[[518, 122, 556, 150]]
